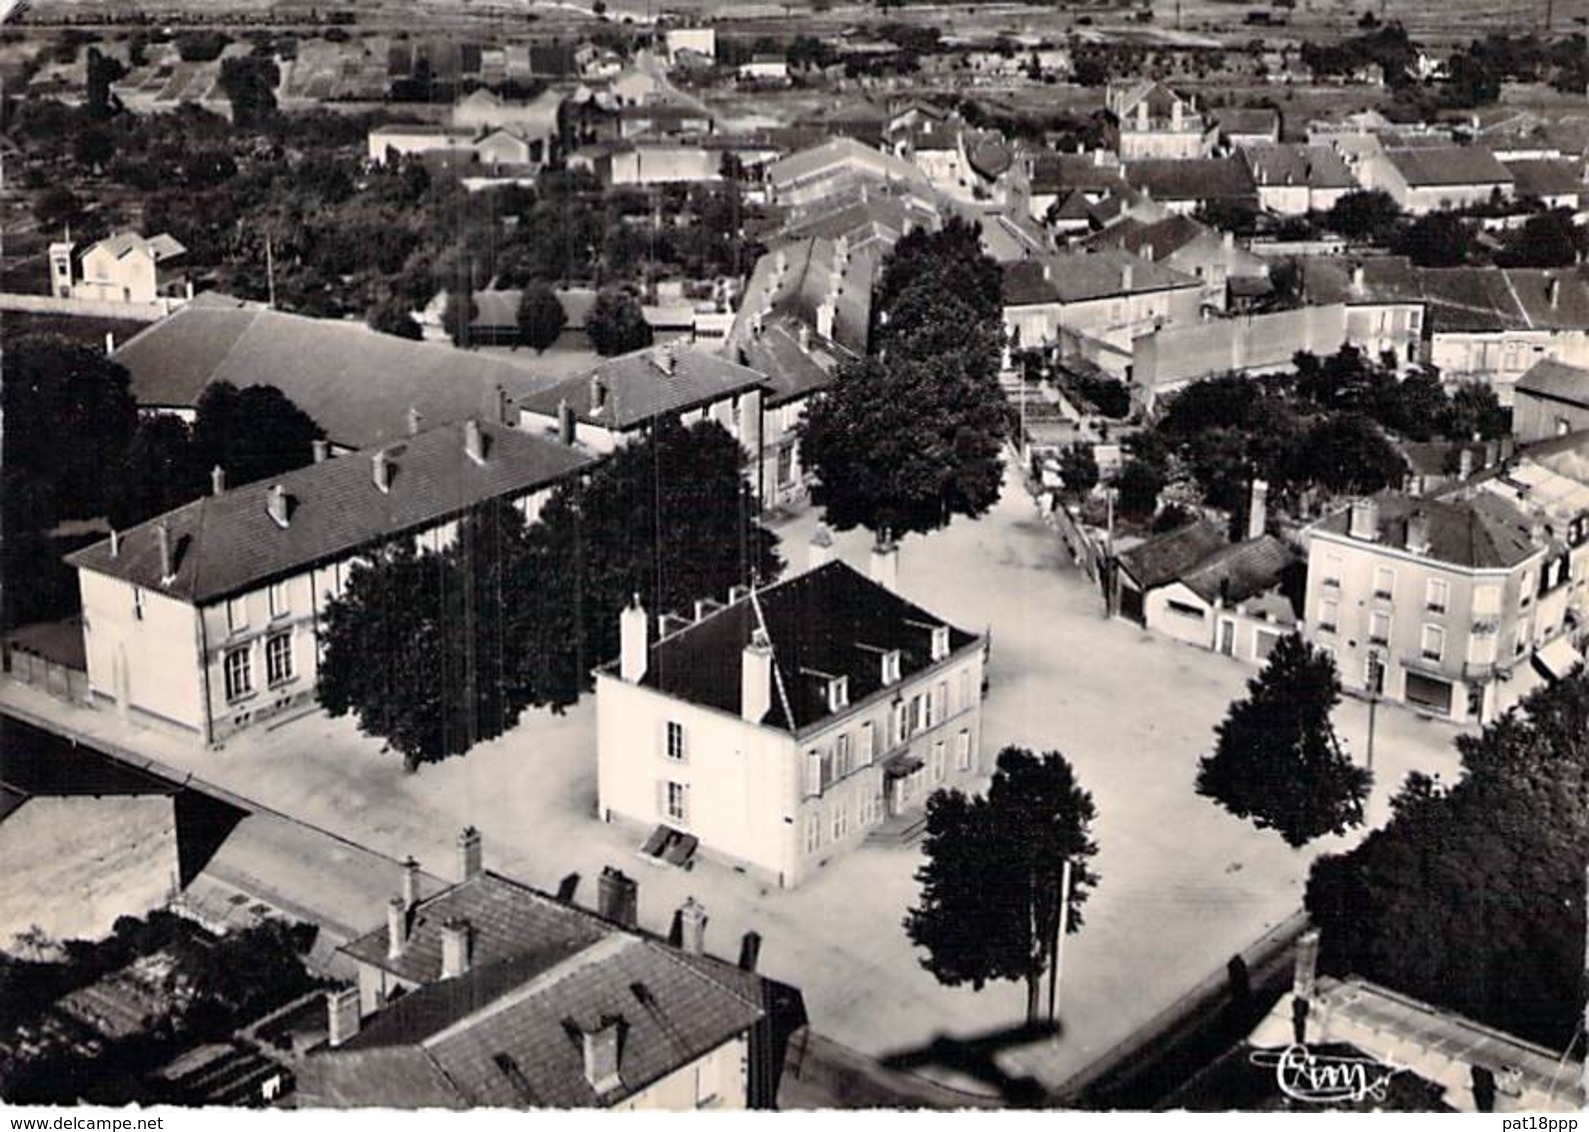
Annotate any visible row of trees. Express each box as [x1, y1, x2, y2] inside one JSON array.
[[318, 421, 779, 768], [799, 218, 1010, 540]]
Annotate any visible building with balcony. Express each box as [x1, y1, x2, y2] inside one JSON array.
[[594, 538, 986, 888], [1106, 81, 1214, 161], [1301, 492, 1548, 723]]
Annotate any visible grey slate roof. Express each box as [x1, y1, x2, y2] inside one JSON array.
[[618, 560, 981, 734], [734, 316, 851, 407], [1179, 535, 1295, 605], [1516, 359, 1589, 407], [1123, 157, 1257, 204], [1002, 248, 1199, 307], [1116, 521, 1229, 591], [1311, 490, 1540, 570], [112, 305, 560, 450], [1502, 158, 1585, 199], [515, 345, 767, 431], [66, 419, 592, 606], [1384, 145, 1513, 188]]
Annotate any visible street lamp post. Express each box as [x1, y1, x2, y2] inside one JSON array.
[[1048, 857, 1074, 1025]]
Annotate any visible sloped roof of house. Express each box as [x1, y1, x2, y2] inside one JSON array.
[[1083, 212, 1207, 259], [616, 560, 981, 734], [1298, 255, 1426, 306], [316, 870, 767, 1109], [1212, 106, 1279, 138], [733, 315, 851, 407], [733, 235, 877, 356], [1116, 521, 1229, 591], [90, 230, 185, 263], [1244, 143, 1356, 190], [0, 715, 180, 813], [1001, 247, 1198, 307], [1029, 151, 1126, 196], [66, 419, 591, 606], [113, 305, 560, 450], [778, 181, 938, 254], [766, 136, 927, 193], [1501, 158, 1585, 199], [1310, 490, 1540, 570], [1516, 358, 1589, 406], [1123, 157, 1257, 204], [1179, 534, 1295, 605], [516, 345, 767, 431], [1383, 145, 1513, 188]]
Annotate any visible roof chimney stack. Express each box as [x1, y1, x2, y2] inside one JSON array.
[[312, 438, 330, 464], [440, 918, 473, 979], [326, 987, 361, 1048], [372, 449, 393, 493], [870, 532, 899, 593], [1458, 447, 1475, 480], [808, 524, 835, 571], [386, 895, 409, 959], [581, 1018, 623, 1094], [677, 897, 708, 955], [1247, 478, 1269, 541], [105, 331, 116, 356], [157, 521, 175, 583], [1405, 508, 1431, 555], [741, 627, 773, 725], [620, 595, 648, 682], [406, 406, 423, 436], [1348, 497, 1380, 541], [108, 529, 120, 559], [558, 399, 577, 446], [1351, 264, 1366, 292], [597, 866, 638, 929], [464, 418, 485, 464], [402, 855, 421, 911], [1547, 275, 1561, 309], [266, 484, 290, 529], [211, 465, 226, 495], [457, 825, 483, 881]]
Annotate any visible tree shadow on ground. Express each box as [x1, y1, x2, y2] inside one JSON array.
[[878, 1018, 1062, 1107]]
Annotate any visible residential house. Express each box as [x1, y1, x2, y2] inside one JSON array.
[[1106, 81, 1214, 161], [1122, 156, 1259, 217], [1514, 359, 1589, 442], [1422, 267, 1589, 403], [1301, 491, 1550, 723], [65, 419, 591, 744], [367, 123, 481, 165], [1000, 248, 1202, 368], [1082, 213, 1270, 311], [514, 344, 767, 470], [1298, 256, 1428, 366], [1116, 513, 1300, 664], [111, 300, 556, 451], [1241, 144, 1357, 215], [595, 545, 986, 888], [734, 317, 851, 511], [300, 833, 799, 1109], [1018, 150, 1127, 227], [1499, 158, 1584, 210], [1211, 106, 1281, 149], [1361, 145, 1515, 214], [763, 137, 930, 207], [50, 232, 188, 305], [450, 87, 562, 165]]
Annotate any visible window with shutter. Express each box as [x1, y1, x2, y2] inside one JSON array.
[[805, 749, 823, 797], [892, 702, 908, 746], [933, 682, 947, 725], [835, 733, 852, 778], [804, 812, 821, 854], [956, 729, 972, 770], [931, 741, 946, 784], [860, 721, 875, 765]]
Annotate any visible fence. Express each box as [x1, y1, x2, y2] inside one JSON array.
[[0, 292, 179, 322], [1133, 304, 1349, 400], [3, 642, 90, 705]]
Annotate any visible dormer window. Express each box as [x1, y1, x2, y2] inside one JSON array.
[[881, 650, 902, 686], [827, 676, 849, 713], [931, 625, 950, 661]]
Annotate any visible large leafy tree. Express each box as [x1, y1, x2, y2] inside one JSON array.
[[800, 220, 1008, 539], [366, 298, 422, 340], [191, 381, 324, 489], [1325, 189, 1401, 242], [586, 287, 653, 356], [516, 281, 567, 353], [1307, 671, 1588, 1048], [519, 420, 783, 709], [905, 746, 1100, 1026], [1196, 633, 1371, 847], [106, 416, 208, 529], [318, 500, 539, 768]]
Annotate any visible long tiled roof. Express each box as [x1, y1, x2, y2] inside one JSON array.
[[733, 315, 851, 407], [618, 560, 980, 734], [1179, 534, 1295, 605], [732, 235, 877, 357], [1116, 521, 1228, 591], [1311, 490, 1540, 570], [1384, 144, 1513, 188], [1029, 151, 1126, 195], [1002, 247, 1198, 307], [113, 305, 560, 450], [765, 136, 927, 193], [1123, 157, 1257, 203], [1516, 358, 1589, 405], [515, 344, 767, 430], [66, 419, 592, 605], [1243, 143, 1356, 190], [313, 871, 768, 1109], [1501, 158, 1585, 198]]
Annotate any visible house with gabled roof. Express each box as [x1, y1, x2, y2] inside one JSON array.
[[1514, 359, 1589, 442], [301, 830, 802, 1109], [1364, 144, 1515, 214], [51, 230, 189, 306], [65, 419, 592, 745], [1081, 213, 1269, 310], [1106, 81, 1214, 161], [595, 542, 986, 887]]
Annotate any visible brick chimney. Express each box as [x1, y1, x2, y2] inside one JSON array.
[[440, 918, 473, 979], [620, 596, 649, 682], [372, 449, 393, 494], [457, 825, 483, 881], [741, 627, 773, 724], [677, 897, 708, 955], [386, 895, 409, 959], [558, 400, 577, 446], [266, 484, 290, 529], [590, 376, 607, 415], [326, 987, 361, 1047], [597, 866, 638, 928], [463, 419, 485, 464], [1348, 498, 1380, 541], [582, 1017, 623, 1094], [211, 465, 226, 495]]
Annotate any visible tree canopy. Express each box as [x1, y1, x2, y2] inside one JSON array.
[[905, 746, 1100, 1026], [1196, 633, 1371, 847], [586, 287, 653, 356], [517, 281, 567, 353], [190, 381, 324, 490], [1307, 671, 1588, 1048]]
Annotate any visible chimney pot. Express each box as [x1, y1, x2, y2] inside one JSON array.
[[402, 855, 421, 911], [157, 521, 175, 582], [386, 895, 409, 960], [406, 406, 423, 436], [440, 918, 473, 979], [326, 987, 361, 1048], [464, 418, 485, 463], [312, 439, 330, 464], [597, 866, 638, 929], [457, 825, 484, 881], [737, 930, 762, 972], [372, 449, 393, 493], [678, 897, 708, 955], [266, 484, 289, 528], [620, 596, 649, 682]]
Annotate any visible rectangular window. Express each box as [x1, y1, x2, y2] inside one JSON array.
[[1318, 599, 1339, 634], [860, 721, 876, 765], [1425, 578, 1449, 615], [1372, 567, 1395, 601], [666, 720, 686, 762], [1368, 611, 1391, 647], [956, 728, 972, 771], [959, 668, 974, 712], [932, 682, 948, 727], [931, 740, 946, 785], [1421, 624, 1445, 663], [832, 796, 848, 841], [224, 647, 253, 701], [665, 781, 689, 823], [827, 676, 849, 713], [835, 733, 852, 778], [777, 445, 795, 487], [1166, 599, 1206, 619], [227, 596, 249, 633], [265, 632, 293, 685], [805, 812, 821, 854], [931, 625, 950, 661], [881, 650, 902, 685], [1519, 571, 1535, 608], [268, 581, 290, 620], [805, 749, 823, 797], [132, 587, 145, 621], [910, 694, 927, 735], [892, 701, 909, 746]]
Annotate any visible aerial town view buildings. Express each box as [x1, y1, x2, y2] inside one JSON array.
[[0, 0, 1586, 1116]]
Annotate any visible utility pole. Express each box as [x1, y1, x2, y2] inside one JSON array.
[[264, 230, 277, 310], [1048, 858, 1074, 1024]]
